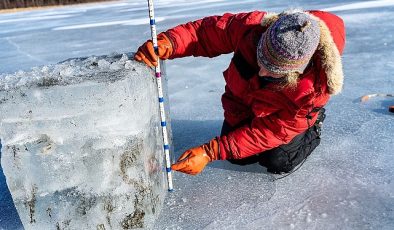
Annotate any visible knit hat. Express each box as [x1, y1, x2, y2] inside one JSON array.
[[257, 12, 321, 75]]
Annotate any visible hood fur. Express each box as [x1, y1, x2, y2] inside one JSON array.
[[261, 10, 344, 95]]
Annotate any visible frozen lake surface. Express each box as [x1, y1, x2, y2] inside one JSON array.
[[1, 0, 394, 229]]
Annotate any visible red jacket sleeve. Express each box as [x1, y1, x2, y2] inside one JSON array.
[[165, 11, 265, 58]]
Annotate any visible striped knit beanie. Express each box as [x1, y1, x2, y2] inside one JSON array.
[[257, 12, 320, 74]]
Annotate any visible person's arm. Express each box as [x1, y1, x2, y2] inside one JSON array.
[[165, 11, 265, 58], [170, 109, 287, 175], [134, 11, 265, 66], [171, 94, 288, 175]]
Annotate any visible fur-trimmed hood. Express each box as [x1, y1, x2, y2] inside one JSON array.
[[261, 10, 345, 95]]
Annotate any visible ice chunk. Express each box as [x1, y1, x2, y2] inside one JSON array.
[[98, 59, 111, 69], [0, 53, 170, 229]]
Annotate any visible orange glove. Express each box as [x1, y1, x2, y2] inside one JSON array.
[[134, 33, 173, 67], [171, 139, 220, 175]]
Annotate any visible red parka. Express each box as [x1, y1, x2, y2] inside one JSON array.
[[165, 10, 345, 160]]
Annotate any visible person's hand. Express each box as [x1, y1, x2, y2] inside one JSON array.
[[171, 139, 220, 175], [134, 33, 173, 67]]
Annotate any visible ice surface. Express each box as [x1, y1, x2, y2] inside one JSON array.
[[154, 167, 276, 229], [0, 54, 170, 229], [52, 17, 165, 31], [322, 0, 394, 12]]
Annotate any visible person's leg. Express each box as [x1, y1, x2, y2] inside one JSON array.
[[259, 108, 325, 173], [228, 155, 261, 165], [220, 108, 325, 172], [221, 121, 318, 169]]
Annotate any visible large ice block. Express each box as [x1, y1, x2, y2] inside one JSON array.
[[0, 53, 170, 229]]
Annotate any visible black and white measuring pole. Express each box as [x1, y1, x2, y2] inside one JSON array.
[[147, 0, 173, 191]]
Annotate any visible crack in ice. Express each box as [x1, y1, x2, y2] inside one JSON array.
[[5, 37, 45, 63]]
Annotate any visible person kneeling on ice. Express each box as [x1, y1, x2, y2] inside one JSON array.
[[135, 9, 345, 175]]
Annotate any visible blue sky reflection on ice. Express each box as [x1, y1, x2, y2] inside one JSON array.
[[1, 0, 394, 229]]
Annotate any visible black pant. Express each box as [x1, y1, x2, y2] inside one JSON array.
[[221, 109, 325, 174]]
